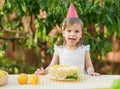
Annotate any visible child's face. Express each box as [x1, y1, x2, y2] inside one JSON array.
[[62, 24, 82, 47]]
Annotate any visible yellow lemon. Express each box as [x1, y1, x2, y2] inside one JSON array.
[[49, 67, 58, 78], [56, 69, 67, 79], [30, 74, 39, 84], [0, 70, 5, 78], [17, 73, 28, 84]]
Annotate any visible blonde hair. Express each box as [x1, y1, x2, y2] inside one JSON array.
[[61, 17, 84, 46]]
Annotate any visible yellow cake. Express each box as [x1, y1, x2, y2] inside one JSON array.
[[49, 65, 81, 80]]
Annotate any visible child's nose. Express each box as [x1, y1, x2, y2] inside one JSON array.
[[70, 32, 75, 35]]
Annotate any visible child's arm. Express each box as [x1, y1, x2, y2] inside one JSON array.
[[85, 51, 100, 76], [34, 52, 59, 75]]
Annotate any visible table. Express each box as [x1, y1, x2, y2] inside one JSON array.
[[0, 74, 120, 89]]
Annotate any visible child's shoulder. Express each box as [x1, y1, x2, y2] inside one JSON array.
[[54, 45, 64, 54], [81, 45, 90, 50], [54, 45, 64, 50], [54, 45, 64, 48], [81, 45, 90, 47]]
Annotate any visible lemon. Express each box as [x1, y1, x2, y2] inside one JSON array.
[[111, 79, 120, 89], [68, 68, 77, 76], [56, 69, 67, 79], [0, 70, 6, 78], [49, 68, 56, 77], [17, 73, 28, 84], [49, 65, 68, 79], [30, 74, 39, 84]]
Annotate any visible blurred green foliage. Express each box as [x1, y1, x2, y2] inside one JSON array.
[[0, 50, 36, 74], [0, 0, 120, 74]]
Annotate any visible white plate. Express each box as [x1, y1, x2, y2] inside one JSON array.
[[47, 74, 79, 81], [52, 78, 78, 81]]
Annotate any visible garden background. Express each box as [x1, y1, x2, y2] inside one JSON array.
[[0, 0, 120, 74]]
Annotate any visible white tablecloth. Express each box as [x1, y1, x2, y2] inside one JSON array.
[[0, 75, 120, 89]]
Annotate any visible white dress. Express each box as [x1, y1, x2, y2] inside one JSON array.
[[54, 45, 90, 74]]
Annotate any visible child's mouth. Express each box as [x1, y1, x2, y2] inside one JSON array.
[[68, 38, 76, 41]]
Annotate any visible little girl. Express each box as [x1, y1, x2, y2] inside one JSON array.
[[35, 17, 100, 76], [35, 3, 100, 76]]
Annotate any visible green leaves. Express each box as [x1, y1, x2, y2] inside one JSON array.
[[105, 14, 113, 25], [0, 51, 5, 58], [21, 4, 27, 13], [65, 73, 79, 80], [2, 42, 9, 51]]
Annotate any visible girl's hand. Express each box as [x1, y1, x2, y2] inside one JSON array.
[[34, 67, 48, 75], [88, 71, 101, 76]]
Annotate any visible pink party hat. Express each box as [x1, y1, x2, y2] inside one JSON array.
[[66, 3, 78, 18]]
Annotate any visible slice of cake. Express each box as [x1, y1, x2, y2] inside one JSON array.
[[49, 65, 81, 80]]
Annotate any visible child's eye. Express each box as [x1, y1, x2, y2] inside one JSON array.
[[75, 30, 79, 33], [67, 30, 71, 32]]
